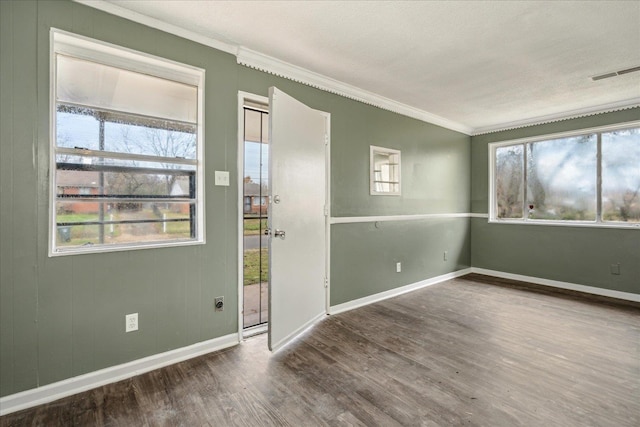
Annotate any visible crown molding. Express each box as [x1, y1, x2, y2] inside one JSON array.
[[72, 1, 472, 135], [472, 99, 640, 136], [236, 47, 474, 135], [73, 1, 638, 138], [73, 0, 238, 55]]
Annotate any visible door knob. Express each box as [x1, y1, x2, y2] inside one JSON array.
[[274, 229, 286, 239]]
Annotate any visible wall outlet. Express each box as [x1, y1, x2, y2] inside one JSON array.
[[396, 262, 402, 273], [214, 296, 224, 312], [443, 251, 448, 261], [125, 313, 138, 332]]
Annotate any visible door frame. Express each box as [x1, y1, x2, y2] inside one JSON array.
[[236, 90, 331, 343], [237, 91, 270, 340]]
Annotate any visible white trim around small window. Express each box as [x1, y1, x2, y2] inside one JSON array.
[[488, 121, 640, 229], [370, 145, 401, 196], [49, 29, 206, 256]]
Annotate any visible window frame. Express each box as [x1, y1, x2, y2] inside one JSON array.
[[488, 120, 640, 229], [370, 145, 401, 196], [49, 29, 206, 256]]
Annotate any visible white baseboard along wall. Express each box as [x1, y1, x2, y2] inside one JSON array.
[[2, 267, 638, 416]]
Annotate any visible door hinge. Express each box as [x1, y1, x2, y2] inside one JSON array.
[[324, 134, 329, 145], [324, 205, 329, 216], [324, 277, 329, 288]]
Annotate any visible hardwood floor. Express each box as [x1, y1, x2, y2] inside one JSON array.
[[2, 274, 639, 426]]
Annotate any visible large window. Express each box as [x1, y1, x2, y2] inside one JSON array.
[[50, 30, 205, 255], [490, 123, 640, 227]]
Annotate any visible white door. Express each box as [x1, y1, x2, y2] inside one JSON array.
[[268, 87, 329, 352]]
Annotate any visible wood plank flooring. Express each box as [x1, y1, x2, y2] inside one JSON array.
[[2, 274, 639, 426]]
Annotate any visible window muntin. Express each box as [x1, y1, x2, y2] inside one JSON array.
[[602, 128, 640, 223], [490, 123, 640, 227], [526, 135, 597, 221], [495, 145, 524, 219], [51, 30, 204, 255]]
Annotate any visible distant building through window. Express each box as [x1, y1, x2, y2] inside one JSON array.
[[50, 30, 205, 255]]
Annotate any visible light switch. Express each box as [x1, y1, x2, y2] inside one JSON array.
[[215, 171, 230, 186]]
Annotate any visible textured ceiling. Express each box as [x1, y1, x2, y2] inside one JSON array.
[[96, 0, 640, 133]]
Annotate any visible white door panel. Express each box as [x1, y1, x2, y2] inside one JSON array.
[[268, 87, 328, 352]]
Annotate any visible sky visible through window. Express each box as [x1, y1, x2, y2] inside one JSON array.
[[244, 141, 269, 185], [58, 112, 268, 183], [494, 127, 640, 223]]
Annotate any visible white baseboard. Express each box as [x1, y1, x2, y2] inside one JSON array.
[[470, 268, 640, 303], [0, 333, 239, 416], [329, 268, 472, 315], [3, 269, 635, 416]]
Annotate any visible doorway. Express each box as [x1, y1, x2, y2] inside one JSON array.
[[237, 89, 330, 349], [241, 98, 270, 334]]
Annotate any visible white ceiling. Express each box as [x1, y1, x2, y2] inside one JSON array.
[[88, 0, 640, 134]]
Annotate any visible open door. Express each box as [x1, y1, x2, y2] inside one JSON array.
[[267, 87, 329, 352]]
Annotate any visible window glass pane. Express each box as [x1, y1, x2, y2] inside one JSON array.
[[602, 128, 640, 223], [104, 121, 196, 159], [244, 141, 269, 190], [57, 109, 100, 150], [57, 55, 198, 124], [261, 113, 269, 144], [55, 201, 192, 248], [495, 145, 523, 218], [56, 170, 193, 198], [526, 135, 597, 221], [56, 106, 197, 161], [244, 109, 263, 143]]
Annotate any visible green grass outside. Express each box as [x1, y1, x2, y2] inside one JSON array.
[[243, 248, 268, 286], [244, 218, 267, 235], [57, 212, 274, 247], [57, 213, 99, 223], [56, 213, 104, 246], [160, 211, 191, 235]]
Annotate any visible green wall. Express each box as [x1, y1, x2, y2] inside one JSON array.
[[331, 219, 470, 304], [1, 0, 240, 397], [470, 108, 640, 294], [237, 66, 472, 306], [0, 0, 471, 397]]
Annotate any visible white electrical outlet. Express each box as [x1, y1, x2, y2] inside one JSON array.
[[126, 313, 138, 332], [396, 262, 402, 273], [444, 251, 448, 261]]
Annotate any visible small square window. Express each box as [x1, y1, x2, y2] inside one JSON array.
[[370, 146, 401, 196]]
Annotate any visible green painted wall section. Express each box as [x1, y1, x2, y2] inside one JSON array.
[[1, 0, 240, 397], [237, 66, 471, 217], [470, 108, 640, 295], [0, 0, 471, 397], [237, 68, 472, 307], [471, 220, 639, 294], [331, 219, 470, 305]]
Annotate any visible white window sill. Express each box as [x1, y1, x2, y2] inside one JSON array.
[[488, 218, 640, 230], [49, 238, 205, 257]]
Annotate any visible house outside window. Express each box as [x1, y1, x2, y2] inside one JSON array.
[[50, 30, 205, 255], [489, 123, 640, 227]]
